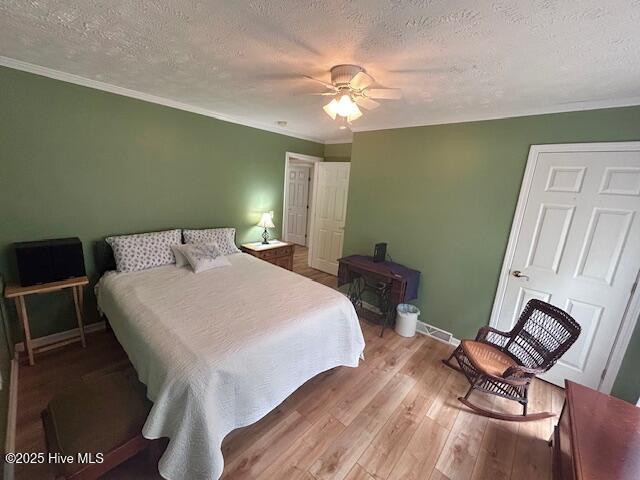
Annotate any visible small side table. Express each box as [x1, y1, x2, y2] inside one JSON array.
[[4, 276, 89, 366], [240, 241, 295, 271]]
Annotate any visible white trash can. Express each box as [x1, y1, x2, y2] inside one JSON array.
[[395, 304, 420, 337]]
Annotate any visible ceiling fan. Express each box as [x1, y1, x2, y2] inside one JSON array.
[[304, 64, 402, 127]]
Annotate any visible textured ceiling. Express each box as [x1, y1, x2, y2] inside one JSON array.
[[1, 1, 640, 142]]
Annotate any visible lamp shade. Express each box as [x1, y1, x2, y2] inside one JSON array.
[[323, 94, 362, 122], [257, 212, 275, 229], [323, 99, 338, 120]]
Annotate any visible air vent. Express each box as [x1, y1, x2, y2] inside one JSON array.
[[358, 301, 459, 346], [416, 321, 459, 346]]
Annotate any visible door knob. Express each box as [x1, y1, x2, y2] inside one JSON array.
[[512, 270, 529, 280]]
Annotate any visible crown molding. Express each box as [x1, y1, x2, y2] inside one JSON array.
[[324, 137, 353, 145], [349, 97, 640, 134], [4, 56, 638, 145], [0, 55, 326, 144]]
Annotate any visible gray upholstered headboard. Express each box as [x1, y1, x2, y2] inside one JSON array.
[[93, 239, 116, 276]]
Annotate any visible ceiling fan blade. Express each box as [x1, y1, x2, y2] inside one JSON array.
[[303, 75, 337, 91], [355, 97, 380, 110], [349, 71, 373, 90], [366, 88, 402, 100], [306, 92, 338, 96]]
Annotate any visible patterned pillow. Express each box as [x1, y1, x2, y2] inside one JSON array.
[[182, 228, 241, 256], [171, 245, 189, 268], [106, 229, 181, 273], [180, 242, 231, 273]]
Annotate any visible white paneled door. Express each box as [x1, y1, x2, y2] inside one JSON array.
[[310, 162, 350, 275], [286, 164, 311, 245], [492, 143, 640, 389]]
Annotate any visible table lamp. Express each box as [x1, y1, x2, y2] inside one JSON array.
[[257, 212, 275, 244]]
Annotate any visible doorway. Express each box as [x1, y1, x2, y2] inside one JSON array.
[[490, 142, 640, 392], [285, 162, 312, 246], [282, 152, 322, 249], [309, 162, 351, 275], [283, 153, 351, 276]]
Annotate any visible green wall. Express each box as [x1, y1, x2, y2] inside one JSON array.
[[0, 66, 323, 339], [345, 106, 640, 402], [324, 142, 351, 162], [1, 63, 638, 429], [0, 275, 12, 457], [612, 317, 640, 403]]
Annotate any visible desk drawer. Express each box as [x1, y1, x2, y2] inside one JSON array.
[[241, 244, 294, 271], [260, 246, 293, 259]]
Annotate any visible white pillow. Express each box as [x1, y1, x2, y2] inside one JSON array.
[[182, 228, 241, 256], [106, 229, 181, 273], [171, 245, 189, 268], [181, 242, 231, 273]]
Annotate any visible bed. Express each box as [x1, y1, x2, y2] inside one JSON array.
[[96, 251, 365, 480]]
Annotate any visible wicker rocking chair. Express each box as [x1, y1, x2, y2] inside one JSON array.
[[443, 299, 581, 422]]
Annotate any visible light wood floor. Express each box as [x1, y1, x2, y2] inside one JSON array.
[[293, 246, 338, 289], [15, 246, 561, 479]]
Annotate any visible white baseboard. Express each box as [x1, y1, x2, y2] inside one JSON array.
[[4, 354, 19, 480], [359, 301, 460, 346], [15, 321, 106, 353]]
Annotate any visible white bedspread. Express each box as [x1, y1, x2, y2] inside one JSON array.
[[97, 253, 365, 480]]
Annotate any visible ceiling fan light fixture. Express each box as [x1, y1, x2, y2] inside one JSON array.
[[347, 104, 362, 122], [324, 94, 361, 122], [336, 94, 355, 117], [306, 64, 402, 128], [323, 99, 339, 120]]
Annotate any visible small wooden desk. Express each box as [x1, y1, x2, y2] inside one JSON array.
[[4, 276, 88, 366], [552, 380, 640, 480], [337, 255, 420, 336]]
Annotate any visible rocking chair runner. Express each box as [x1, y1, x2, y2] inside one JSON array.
[[443, 299, 581, 421]]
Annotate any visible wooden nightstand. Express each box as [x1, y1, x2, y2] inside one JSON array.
[[241, 241, 295, 271]]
